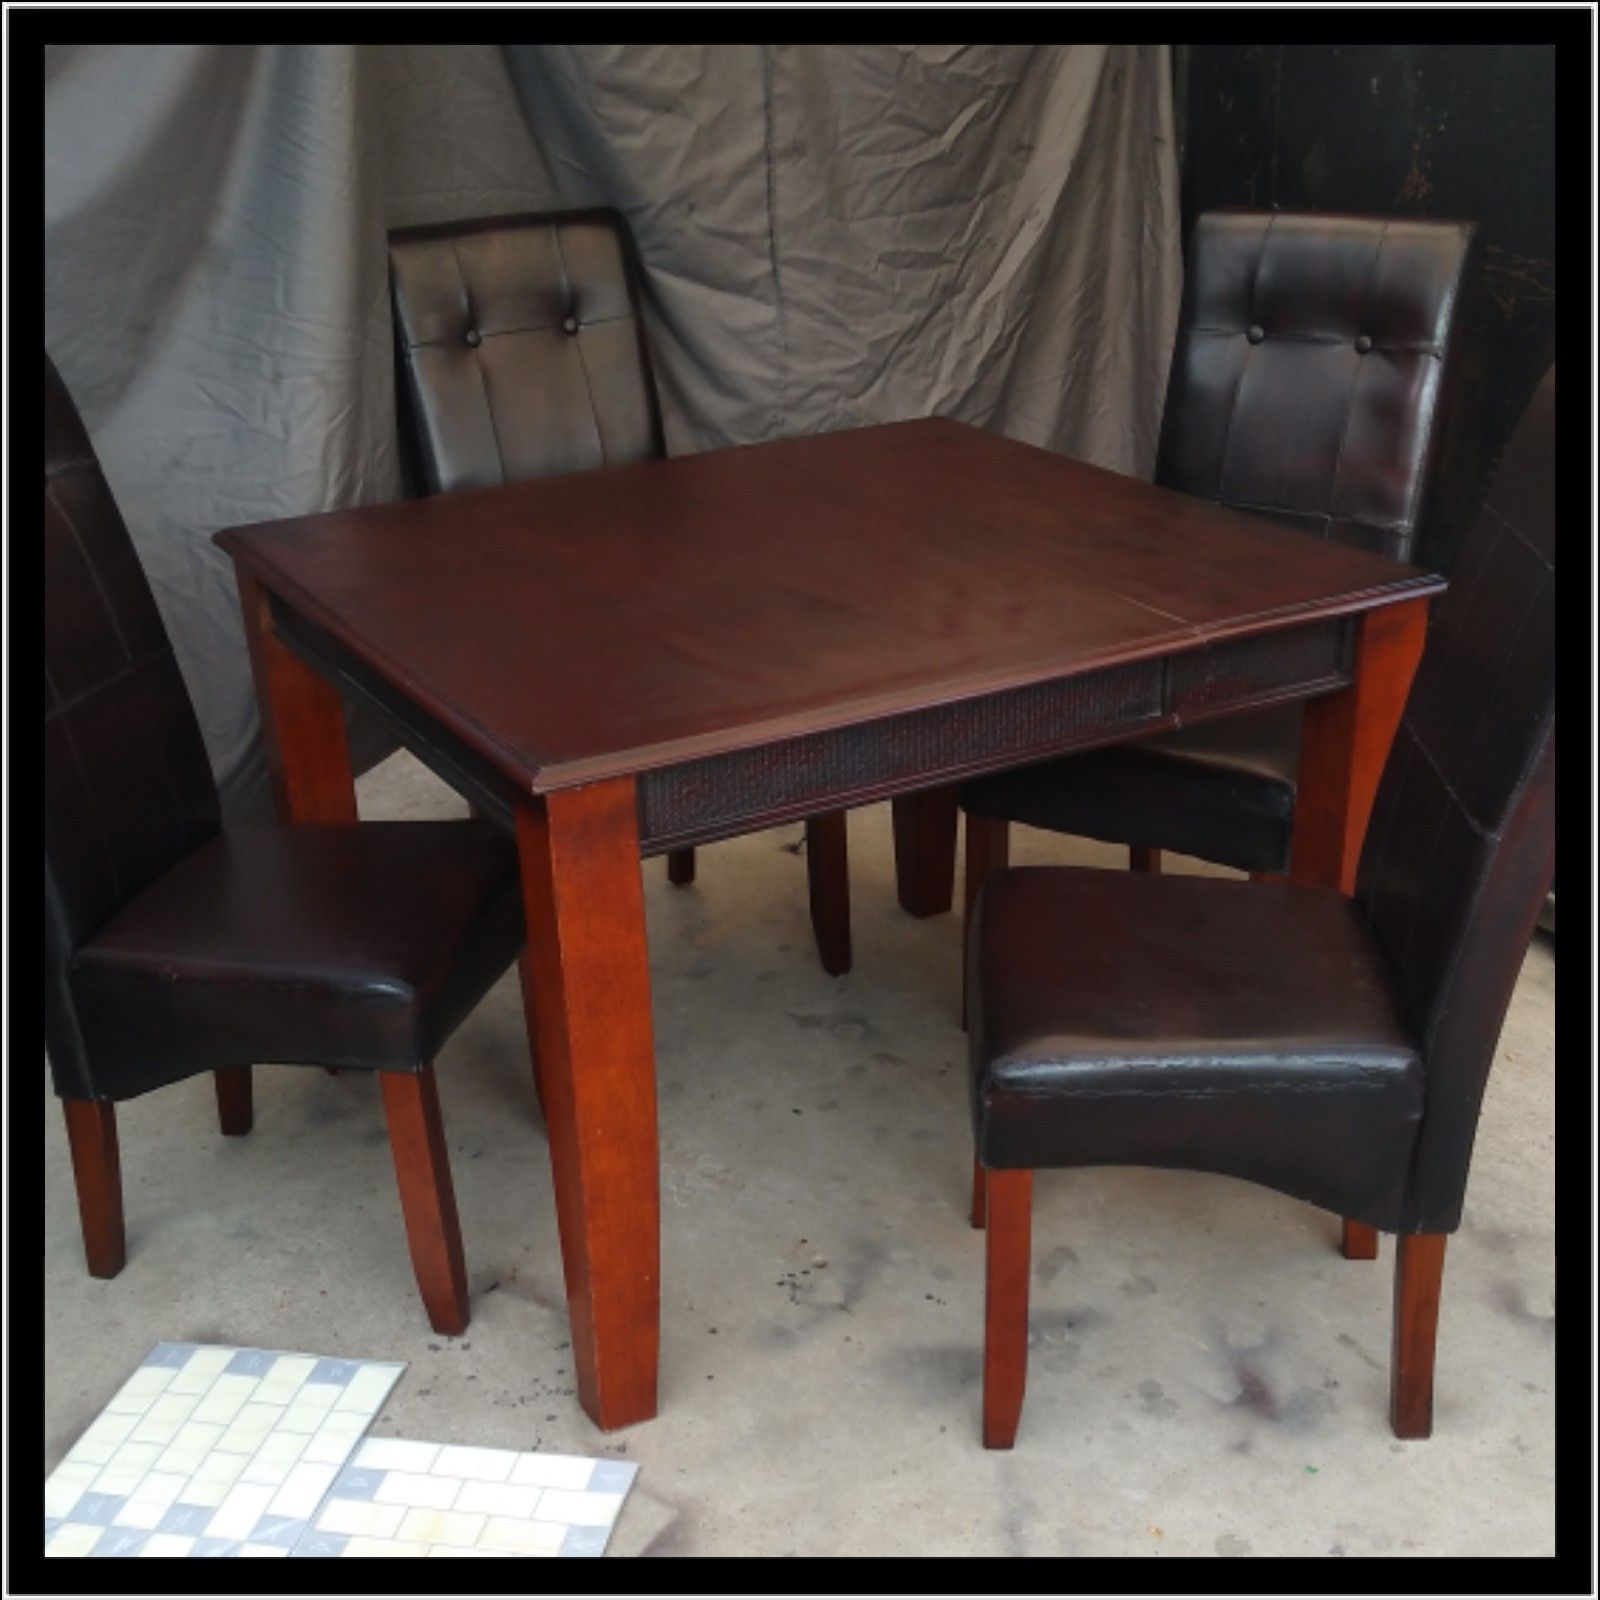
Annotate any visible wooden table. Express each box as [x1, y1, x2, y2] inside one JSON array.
[[217, 418, 1443, 1431]]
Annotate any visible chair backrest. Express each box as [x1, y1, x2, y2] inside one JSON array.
[[388, 208, 665, 496], [1355, 367, 1555, 1233], [1157, 210, 1475, 562], [44, 354, 221, 1096]]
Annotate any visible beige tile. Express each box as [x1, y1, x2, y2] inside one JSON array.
[[454, 1480, 543, 1520], [476, 1516, 567, 1556], [396, 1507, 488, 1547], [342, 1536, 428, 1557], [316, 1498, 406, 1539], [434, 1445, 519, 1483], [332, 1365, 401, 1414], [45, 1523, 103, 1557], [372, 1470, 462, 1510]]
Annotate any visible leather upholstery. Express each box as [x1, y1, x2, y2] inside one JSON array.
[[970, 366, 1554, 1236], [43, 353, 525, 1103], [389, 209, 664, 494], [969, 870, 1424, 1224], [71, 824, 523, 1095], [962, 210, 1475, 874]]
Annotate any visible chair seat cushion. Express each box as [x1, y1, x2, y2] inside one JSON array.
[[70, 822, 523, 1091], [960, 704, 1301, 874], [970, 867, 1424, 1227]]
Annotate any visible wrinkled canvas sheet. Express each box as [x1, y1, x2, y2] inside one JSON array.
[[45, 44, 1180, 813]]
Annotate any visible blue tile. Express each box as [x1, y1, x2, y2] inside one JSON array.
[[90, 1526, 149, 1557], [157, 1503, 213, 1537], [560, 1525, 609, 1558], [144, 1343, 196, 1370], [585, 1460, 636, 1495], [291, 1532, 349, 1558], [309, 1358, 358, 1387], [250, 1515, 307, 1548], [225, 1348, 276, 1378], [191, 1537, 241, 1557], [330, 1466, 383, 1501], [68, 1492, 125, 1527]]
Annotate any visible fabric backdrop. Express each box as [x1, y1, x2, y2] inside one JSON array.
[[44, 43, 1182, 815]]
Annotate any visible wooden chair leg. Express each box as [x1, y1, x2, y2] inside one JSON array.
[[517, 950, 547, 1121], [1129, 846, 1161, 872], [380, 1067, 469, 1337], [805, 811, 851, 976], [983, 1168, 1032, 1449], [962, 815, 1009, 1029], [1391, 1233, 1447, 1439], [62, 1099, 125, 1279], [893, 787, 960, 917], [667, 847, 696, 886], [214, 1066, 253, 1136], [970, 1156, 987, 1230], [1342, 1219, 1379, 1259]]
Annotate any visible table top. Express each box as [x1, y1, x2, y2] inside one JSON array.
[[217, 418, 1443, 794]]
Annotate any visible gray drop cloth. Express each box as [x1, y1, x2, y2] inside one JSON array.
[[44, 44, 1181, 814]]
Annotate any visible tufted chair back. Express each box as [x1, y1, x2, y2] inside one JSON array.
[[388, 209, 665, 495], [45, 354, 221, 1097], [1157, 210, 1475, 562], [1355, 367, 1555, 1233]]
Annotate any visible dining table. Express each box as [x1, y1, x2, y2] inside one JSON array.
[[216, 416, 1443, 1432]]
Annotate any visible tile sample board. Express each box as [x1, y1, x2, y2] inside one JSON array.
[[44, 1343, 404, 1557], [293, 1437, 638, 1558]]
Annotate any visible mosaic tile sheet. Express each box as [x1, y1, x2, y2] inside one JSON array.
[[44, 1342, 404, 1558], [293, 1436, 637, 1558]]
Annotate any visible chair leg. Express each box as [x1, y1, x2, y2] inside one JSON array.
[[982, 1168, 1033, 1449], [1129, 846, 1161, 873], [667, 847, 696, 886], [517, 951, 547, 1121], [805, 811, 851, 976], [380, 1067, 469, 1336], [1342, 1219, 1379, 1259], [214, 1066, 253, 1136], [1391, 1233, 1447, 1439], [970, 1156, 987, 1230], [962, 816, 1009, 1029], [62, 1099, 125, 1279]]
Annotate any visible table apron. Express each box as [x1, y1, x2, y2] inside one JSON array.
[[271, 595, 1352, 854]]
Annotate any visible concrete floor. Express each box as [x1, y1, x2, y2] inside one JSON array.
[[44, 750, 1555, 1558]]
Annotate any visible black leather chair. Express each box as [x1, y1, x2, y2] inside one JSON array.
[[45, 354, 525, 1336], [960, 211, 1477, 911], [388, 209, 854, 975], [967, 367, 1554, 1448]]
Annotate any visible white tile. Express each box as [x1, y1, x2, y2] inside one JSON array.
[[426, 1545, 501, 1556], [190, 1374, 258, 1426], [536, 1488, 626, 1527], [103, 1368, 173, 1413], [316, 1498, 406, 1539], [372, 1471, 463, 1510], [43, 1463, 98, 1519], [268, 1459, 340, 1520], [253, 1354, 317, 1404], [253, 1430, 309, 1469], [189, 1451, 250, 1489], [88, 1464, 147, 1497], [139, 1533, 197, 1557], [144, 1392, 201, 1427], [332, 1365, 401, 1414], [171, 1421, 224, 1454], [354, 1438, 440, 1473], [237, 1456, 292, 1489], [507, 1452, 594, 1490], [205, 1480, 277, 1541], [114, 1471, 189, 1526], [454, 1480, 544, 1520], [396, 1507, 488, 1547], [168, 1347, 235, 1393], [107, 1440, 165, 1474], [301, 1412, 370, 1465], [70, 1411, 141, 1458], [434, 1445, 519, 1483], [238, 1542, 291, 1557], [342, 1536, 428, 1557], [476, 1516, 567, 1556], [45, 1523, 103, 1558], [153, 1446, 207, 1478]]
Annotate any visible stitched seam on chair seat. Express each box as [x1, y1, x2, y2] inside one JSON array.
[[1187, 327, 1442, 354], [406, 312, 633, 350], [1224, 499, 1410, 532], [993, 1078, 1413, 1100]]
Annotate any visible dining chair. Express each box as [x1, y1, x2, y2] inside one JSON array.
[[966, 365, 1553, 1448], [387, 208, 854, 975], [45, 353, 527, 1336], [960, 211, 1477, 928]]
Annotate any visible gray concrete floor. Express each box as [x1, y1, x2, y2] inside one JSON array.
[[44, 750, 1555, 1558]]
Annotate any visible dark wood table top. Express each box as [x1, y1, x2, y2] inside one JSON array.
[[217, 418, 1443, 794]]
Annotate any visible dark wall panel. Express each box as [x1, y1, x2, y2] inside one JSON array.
[[1178, 44, 1555, 574]]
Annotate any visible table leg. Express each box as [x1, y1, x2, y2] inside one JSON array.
[[892, 786, 960, 917], [515, 779, 659, 1430], [236, 573, 357, 823], [1290, 598, 1429, 894]]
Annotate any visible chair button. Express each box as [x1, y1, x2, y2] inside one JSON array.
[[464, 329, 481, 348], [562, 315, 580, 336], [1246, 324, 1265, 344], [1355, 334, 1373, 354]]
